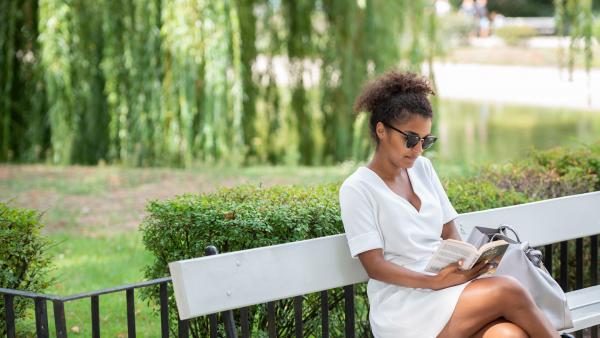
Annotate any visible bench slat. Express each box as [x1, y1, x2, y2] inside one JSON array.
[[169, 235, 368, 319], [564, 301, 600, 333], [456, 192, 600, 246], [567, 285, 600, 310]]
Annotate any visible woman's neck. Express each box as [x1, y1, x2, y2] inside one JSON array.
[[367, 151, 405, 182]]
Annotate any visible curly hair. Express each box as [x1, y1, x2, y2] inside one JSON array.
[[353, 70, 435, 143]]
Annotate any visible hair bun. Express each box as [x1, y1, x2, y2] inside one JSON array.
[[353, 70, 434, 114]]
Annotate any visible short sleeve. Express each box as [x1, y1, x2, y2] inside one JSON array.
[[427, 160, 459, 224], [339, 184, 383, 258]]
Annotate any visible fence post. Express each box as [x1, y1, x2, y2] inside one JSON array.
[[53, 300, 68, 338], [4, 294, 16, 338], [34, 298, 49, 338]]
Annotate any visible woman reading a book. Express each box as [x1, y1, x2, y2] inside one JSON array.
[[339, 71, 559, 338]]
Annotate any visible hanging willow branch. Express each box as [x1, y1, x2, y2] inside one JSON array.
[[6, 0, 436, 166], [555, 0, 595, 81]]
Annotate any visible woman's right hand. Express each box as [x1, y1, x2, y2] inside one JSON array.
[[431, 260, 491, 290]]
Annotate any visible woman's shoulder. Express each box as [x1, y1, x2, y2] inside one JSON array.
[[341, 167, 371, 189], [340, 166, 382, 196]]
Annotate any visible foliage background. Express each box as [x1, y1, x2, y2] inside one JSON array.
[[2, 0, 597, 167], [1, 0, 440, 167]]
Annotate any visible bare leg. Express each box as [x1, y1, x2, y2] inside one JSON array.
[[471, 319, 528, 338], [437, 276, 559, 338]]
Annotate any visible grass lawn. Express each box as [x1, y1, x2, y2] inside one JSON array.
[[1, 164, 362, 335], [16, 232, 159, 337]]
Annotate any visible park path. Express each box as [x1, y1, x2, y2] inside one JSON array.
[[431, 62, 600, 110]]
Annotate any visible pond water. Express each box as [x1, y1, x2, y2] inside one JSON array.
[[432, 100, 600, 169]]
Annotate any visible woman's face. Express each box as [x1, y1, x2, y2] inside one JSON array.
[[376, 115, 433, 168]]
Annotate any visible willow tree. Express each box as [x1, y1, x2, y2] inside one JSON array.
[[236, 0, 259, 163], [554, 0, 595, 80], [5, 0, 441, 167], [283, 0, 316, 165], [1, 0, 46, 163], [69, 0, 108, 165], [39, 0, 78, 164], [318, 0, 365, 164], [197, 0, 245, 165], [160, 0, 204, 166]]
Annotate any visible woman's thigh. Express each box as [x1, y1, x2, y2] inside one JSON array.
[[437, 276, 528, 338]]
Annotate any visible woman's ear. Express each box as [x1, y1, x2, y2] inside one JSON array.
[[375, 122, 386, 141]]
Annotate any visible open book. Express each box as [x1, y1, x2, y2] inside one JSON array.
[[425, 239, 509, 274]]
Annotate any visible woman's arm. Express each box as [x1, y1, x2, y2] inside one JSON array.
[[358, 248, 489, 291], [441, 220, 461, 240]]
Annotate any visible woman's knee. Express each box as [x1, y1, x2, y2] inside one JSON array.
[[488, 276, 533, 308], [495, 276, 523, 291], [481, 321, 528, 338]]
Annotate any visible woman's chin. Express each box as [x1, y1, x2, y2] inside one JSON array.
[[403, 155, 418, 165]]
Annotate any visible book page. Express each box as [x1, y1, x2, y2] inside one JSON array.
[[425, 240, 477, 273]]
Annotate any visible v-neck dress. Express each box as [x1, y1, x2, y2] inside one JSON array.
[[339, 156, 469, 338]]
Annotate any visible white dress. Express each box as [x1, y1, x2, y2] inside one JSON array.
[[339, 156, 470, 338]]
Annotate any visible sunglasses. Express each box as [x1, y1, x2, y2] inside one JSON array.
[[382, 122, 438, 150]]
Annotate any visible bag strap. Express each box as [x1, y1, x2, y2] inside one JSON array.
[[498, 224, 521, 243], [490, 233, 520, 244]]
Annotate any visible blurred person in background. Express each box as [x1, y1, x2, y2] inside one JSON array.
[[475, 0, 491, 37]]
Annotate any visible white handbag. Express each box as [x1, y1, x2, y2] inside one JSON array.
[[467, 225, 574, 331]]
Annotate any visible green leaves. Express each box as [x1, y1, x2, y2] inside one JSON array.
[[3, 0, 437, 167], [0, 202, 53, 336]]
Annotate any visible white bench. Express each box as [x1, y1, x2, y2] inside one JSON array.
[[169, 191, 600, 336]]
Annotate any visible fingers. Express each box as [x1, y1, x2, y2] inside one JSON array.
[[472, 261, 488, 271], [464, 261, 489, 278], [440, 260, 462, 274], [473, 262, 496, 277]]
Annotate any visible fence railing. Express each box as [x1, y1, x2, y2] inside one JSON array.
[[2, 236, 599, 338], [1, 277, 173, 338]]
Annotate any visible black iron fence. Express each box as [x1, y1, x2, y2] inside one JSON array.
[[2, 236, 599, 338], [1, 277, 173, 338]]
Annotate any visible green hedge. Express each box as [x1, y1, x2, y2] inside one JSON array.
[[0, 203, 53, 336], [140, 143, 599, 337]]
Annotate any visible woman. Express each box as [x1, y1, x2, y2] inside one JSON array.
[[339, 71, 560, 338]]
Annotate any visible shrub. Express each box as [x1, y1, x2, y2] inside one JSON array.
[[495, 25, 537, 46], [480, 162, 597, 200], [531, 143, 600, 190], [0, 202, 53, 336], [446, 179, 531, 213]]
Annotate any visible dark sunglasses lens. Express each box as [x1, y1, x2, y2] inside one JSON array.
[[422, 137, 437, 150], [405, 135, 420, 148]]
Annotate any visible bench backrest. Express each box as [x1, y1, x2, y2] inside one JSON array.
[[169, 191, 600, 320]]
